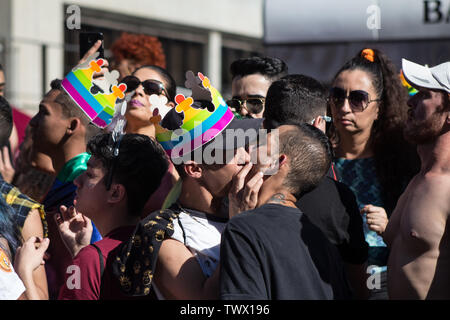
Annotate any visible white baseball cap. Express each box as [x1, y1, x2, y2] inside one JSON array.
[[402, 58, 450, 94]]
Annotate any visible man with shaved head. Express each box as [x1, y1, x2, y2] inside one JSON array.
[[220, 124, 351, 300]]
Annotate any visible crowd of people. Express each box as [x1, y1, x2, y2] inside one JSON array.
[[0, 31, 449, 300]]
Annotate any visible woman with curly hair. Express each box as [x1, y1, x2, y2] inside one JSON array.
[[110, 32, 166, 80], [328, 48, 420, 299]]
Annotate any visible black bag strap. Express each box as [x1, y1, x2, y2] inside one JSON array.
[[91, 243, 105, 278]]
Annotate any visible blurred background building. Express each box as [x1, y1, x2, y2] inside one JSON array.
[[0, 0, 264, 113], [0, 0, 449, 115], [265, 0, 450, 86]]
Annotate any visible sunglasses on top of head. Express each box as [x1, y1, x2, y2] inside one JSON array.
[[121, 75, 169, 98], [329, 87, 380, 112]]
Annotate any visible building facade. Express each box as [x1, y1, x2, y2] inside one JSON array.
[[0, 0, 264, 113], [264, 0, 450, 85]]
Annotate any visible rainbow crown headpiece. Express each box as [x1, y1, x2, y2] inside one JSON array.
[[400, 70, 418, 96], [154, 71, 234, 159], [61, 53, 127, 128]]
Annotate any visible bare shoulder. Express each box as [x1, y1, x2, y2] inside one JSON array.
[[155, 238, 208, 299], [158, 238, 194, 267], [405, 172, 450, 227], [423, 171, 450, 185], [21, 208, 44, 241], [421, 172, 450, 207]]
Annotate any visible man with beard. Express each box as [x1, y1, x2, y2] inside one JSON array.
[[384, 59, 450, 299]]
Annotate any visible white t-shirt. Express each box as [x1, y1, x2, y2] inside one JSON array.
[[153, 208, 228, 299], [0, 247, 26, 300]]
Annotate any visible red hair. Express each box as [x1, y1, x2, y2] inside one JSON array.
[[110, 32, 166, 68]]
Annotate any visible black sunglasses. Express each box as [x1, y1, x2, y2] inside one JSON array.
[[122, 75, 168, 98], [226, 98, 265, 115], [329, 87, 380, 112]]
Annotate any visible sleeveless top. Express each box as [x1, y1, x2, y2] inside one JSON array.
[[0, 174, 47, 237], [152, 207, 227, 299], [334, 157, 388, 269], [113, 203, 228, 298]]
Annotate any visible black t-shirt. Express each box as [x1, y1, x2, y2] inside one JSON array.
[[220, 203, 352, 300], [297, 176, 368, 265]]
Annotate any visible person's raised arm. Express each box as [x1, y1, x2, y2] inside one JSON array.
[[21, 208, 49, 299], [78, 40, 109, 80], [14, 237, 50, 300]]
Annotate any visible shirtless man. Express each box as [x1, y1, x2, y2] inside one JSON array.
[[384, 59, 450, 299]]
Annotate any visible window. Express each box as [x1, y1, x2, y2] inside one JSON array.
[[63, 5, 263, 94]]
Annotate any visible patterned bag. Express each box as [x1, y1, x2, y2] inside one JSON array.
[[112, 204, 182, 296]]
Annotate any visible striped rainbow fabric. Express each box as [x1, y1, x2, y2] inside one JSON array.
[[155, 72, 234, 159], [61, 59, 126, 128]]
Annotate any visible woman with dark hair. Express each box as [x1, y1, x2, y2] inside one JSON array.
[[122, 65, 176, 137], [0, 196, 49, 299], [120, 65, 179, 216], [328, 48, 420, 299]]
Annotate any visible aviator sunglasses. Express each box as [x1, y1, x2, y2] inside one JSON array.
[[226, 97, 266, 116], [329, 87, 380, 112], [121, 75, 169, 97]]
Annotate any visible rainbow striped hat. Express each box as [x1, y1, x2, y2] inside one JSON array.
[[154, 71, 234, 159], [61, 55, 127, 128]]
